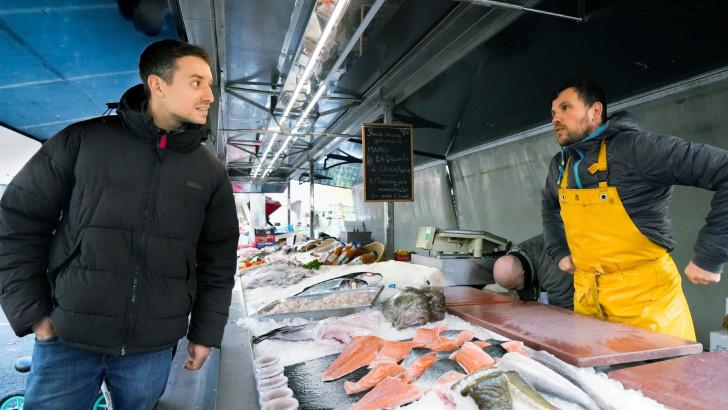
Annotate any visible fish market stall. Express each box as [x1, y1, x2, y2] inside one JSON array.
[[235, 253, 688, 410], [231, 237, 705, 409]]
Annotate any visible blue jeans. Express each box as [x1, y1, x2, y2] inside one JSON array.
[[25, 336, 173, 410]]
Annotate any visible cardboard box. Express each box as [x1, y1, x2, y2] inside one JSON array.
[[710, 330, 728, 352]]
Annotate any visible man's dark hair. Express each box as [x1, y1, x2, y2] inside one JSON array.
[[551, 79, 608, 122], [139, 39, 211, 96]]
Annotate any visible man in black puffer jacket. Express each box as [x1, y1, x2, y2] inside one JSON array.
[[543, 79, 725, 341], [0, 40, 238, 409]]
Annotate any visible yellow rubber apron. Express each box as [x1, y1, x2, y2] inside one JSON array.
[[559, 140, 696, 340]]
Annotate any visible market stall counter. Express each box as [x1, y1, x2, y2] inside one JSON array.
[[609, 350, 728, 410], [442, 286, 522, 306], [448, 302, 703, 367]]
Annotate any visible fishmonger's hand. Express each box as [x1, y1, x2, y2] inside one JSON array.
[[558, 255, 576, 274], [685, 260, 721, 285]]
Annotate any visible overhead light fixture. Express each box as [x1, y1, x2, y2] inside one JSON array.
[[252, 131, 279, 177], [280, 0, 348, 119], [254, 0, 349, 179], [266, 84, 328, 174]]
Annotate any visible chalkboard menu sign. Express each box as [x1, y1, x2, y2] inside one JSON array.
[[362, 123, 414, 202]]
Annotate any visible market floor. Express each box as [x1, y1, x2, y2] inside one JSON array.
[[0, 309, 34, 396]]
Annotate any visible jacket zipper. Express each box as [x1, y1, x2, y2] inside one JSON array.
[[120, 134, 165, 355]]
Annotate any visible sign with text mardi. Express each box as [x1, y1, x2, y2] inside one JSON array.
[[362, 123, 414, 202]]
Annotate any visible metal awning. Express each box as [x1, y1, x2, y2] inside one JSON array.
[[4, 0, 728, 189]]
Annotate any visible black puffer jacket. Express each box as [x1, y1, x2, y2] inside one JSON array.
[[0, 84, 239, 355], [510, 235, 574, 310], [543, 111, 728, 273]]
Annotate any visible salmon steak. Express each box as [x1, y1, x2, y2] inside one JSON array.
[[343, 363, 405, 395], [412, 323, 448, 347], [449, 341, 496, 374], [402, 351, 438, 383], [473, 340, 491, 349], [368, 340, 417, 368], [349, 376, 424, 410], [433, 370, 466, 387], [423, 330, 474, 351], [501, 340, 529, 356]]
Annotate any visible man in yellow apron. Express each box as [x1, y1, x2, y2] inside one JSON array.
[[542, 79, 724, 341]]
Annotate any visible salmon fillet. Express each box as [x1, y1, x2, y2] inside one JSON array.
[[449, 342, 495, 374], [423, 330, 474, 351], [473, 340, 491, 349], [412, 324, 448, 347], [402, 351, 438, 383], [430, 370, 468, 408], [368, 340, 417, 368], [350, 377, 424, 410], [433, 370, 466, 387], [323, 336, 384, 381], [343, 363, 405, 395], [502, 340, 529, 356]]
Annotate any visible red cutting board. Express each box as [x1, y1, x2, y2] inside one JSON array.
[[609, 351, 728, 410], [449, 302, 703, 367], [443, 286, 522, 306]]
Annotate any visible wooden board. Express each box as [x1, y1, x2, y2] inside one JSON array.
[[449, 302, 703, 367], [609, 351, 728, 410], [443, 286, 521, 306]]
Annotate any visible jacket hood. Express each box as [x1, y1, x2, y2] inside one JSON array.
[[564, 111, 644, 150], [508, 247, 536, 290], [600, 111, 644, 139], [558, 112, 645, 172], [117, 84, 209, 152]]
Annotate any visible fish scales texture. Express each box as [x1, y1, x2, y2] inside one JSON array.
[[452, 367, 559, 410], [449, 342, 496, 374], [482, 344, 508, 359], [343, 363, 406, 395], [467, 370, 513, 410], [412, 357, 463, 391], [531, 350, 616, 410], [368, 340, 417, 368], [451, 367, 502, 395], [504, 371, 563, 410], [473, 340, 491, 349], [349, 377, 424, 410], [323, 336, 385, 381], [497, 352, 599, 410], [424, 288, 447, 321], [252, 323, 315, 344]]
